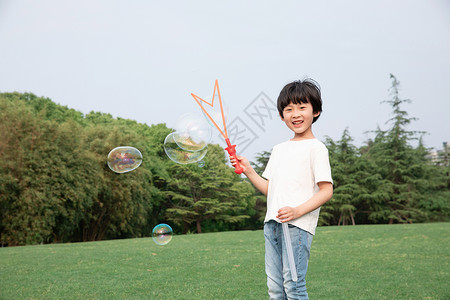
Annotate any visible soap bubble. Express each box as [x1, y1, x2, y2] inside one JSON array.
[[107, 146, 142, 173], [164, 132, 207, 164], [197, 160, 205, 168], [200, 94, 229, 134], [152, 224, 173, 246], [173, 112, 211, 151]]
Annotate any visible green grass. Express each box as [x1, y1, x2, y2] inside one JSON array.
[[0, 223, 448, 299]]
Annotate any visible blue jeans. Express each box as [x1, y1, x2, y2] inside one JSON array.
[[264, 220, 313, 300]]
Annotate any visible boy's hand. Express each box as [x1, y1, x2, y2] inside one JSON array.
[[277, 182, 333, 222], [277, 206, 298, 223], [229, 155, 251, 174], [230, 154, 269, 195]]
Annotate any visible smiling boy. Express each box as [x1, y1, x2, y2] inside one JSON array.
[[230, 79, 333, 299]]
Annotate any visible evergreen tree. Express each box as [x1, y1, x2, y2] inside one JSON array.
[[364, 74, 428, 224], [251, 150, 271, 176], [246, 150, 271, 227], [164, 144, 253, 233], [322, 130, 360, 225], [414, 140, 450, 222]]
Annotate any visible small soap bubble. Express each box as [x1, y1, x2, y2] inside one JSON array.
[[173, 113, 211, 151], [164, 132, 207, 164], [152, 224, 173, 246], [107, 146, 142, 173], [197, 160, 205, 168]]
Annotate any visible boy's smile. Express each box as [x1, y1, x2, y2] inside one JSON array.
[[292, 119, 303, 128], [281, 102, 320, 140]]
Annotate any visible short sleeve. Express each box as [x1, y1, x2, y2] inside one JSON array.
[[312, 147, 333, 184], [262, 148, 276, 180]]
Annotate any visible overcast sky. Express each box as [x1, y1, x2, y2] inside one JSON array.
[[1, 0, 449, 162]]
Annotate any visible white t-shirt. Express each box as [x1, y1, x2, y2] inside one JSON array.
[[262, 138, 333, 235]]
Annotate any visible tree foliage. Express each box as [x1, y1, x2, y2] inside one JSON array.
[[321, 74, 449, 225], [321, 129, 368, 225], [362, 74, 432, 224], [164, 144, 254, 233], [0, 92, 257, 245], [0, 74, 448, 245]]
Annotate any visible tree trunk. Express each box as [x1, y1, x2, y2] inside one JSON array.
[[183, 222, 189, 234], [196, 217, 202, 233]]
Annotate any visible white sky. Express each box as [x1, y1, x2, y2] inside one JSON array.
[[1, 0, 449, 162]]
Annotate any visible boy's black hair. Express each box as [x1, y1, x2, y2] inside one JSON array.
[[277, 78, 322, 123]]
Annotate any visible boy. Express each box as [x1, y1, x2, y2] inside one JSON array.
[[230, 79, 333, 299]]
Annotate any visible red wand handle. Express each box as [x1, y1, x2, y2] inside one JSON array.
[[225, 138, 243, 174]]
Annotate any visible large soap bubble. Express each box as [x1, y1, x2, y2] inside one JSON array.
[[200, 94, 229, 134], [173, 112, 211, 151], [164, 132, 207, 164], [107, 146, 142, 173], [152, 224, 173, 246]]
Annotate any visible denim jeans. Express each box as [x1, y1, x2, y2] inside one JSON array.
[[264, 220, 313, 300]]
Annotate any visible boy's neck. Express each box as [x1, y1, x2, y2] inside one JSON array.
[[290, 130, 316, 141]]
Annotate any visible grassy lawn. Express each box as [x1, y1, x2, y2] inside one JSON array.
[[0, 223, 448, 299]]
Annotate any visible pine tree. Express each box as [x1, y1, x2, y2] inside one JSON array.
[[164, 144, 253, 233], [251, 150, 271, 176], [364, 74, 428, 224], [247, 150, 271, 226], [322, 130, 364, 225]]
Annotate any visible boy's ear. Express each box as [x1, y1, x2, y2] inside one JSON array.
[[279, 112, 284, 120], [314, 111, 321, 118]]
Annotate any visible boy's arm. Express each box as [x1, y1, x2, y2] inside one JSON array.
[[231, 155, 269, 196], [277, 181, 333, 222]]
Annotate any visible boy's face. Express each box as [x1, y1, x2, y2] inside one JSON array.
[[280, 102, 320, 139]]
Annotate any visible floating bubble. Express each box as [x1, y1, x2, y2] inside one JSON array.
[[152, 224, 173, 246], [164, 132, 207, 164], [197, 160, 205, 168], [107, 146, 142, 173], [200, 94, 229, 134], [173, 112, 211, 151]]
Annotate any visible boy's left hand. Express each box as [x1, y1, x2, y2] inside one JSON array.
[[277, 206, 298, 222]]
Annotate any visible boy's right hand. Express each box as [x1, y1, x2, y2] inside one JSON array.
[[230, 154, 268, 195], [229, 155, 251, 174]]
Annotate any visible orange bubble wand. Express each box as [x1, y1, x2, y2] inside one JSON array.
[[191, 80, 243, 174]]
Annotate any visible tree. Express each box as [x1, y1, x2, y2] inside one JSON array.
[[242, 150, 271, 227], [363, 74, 428, 224], [322, 130, 361, 225], [0, 96, 95, 244], [0, 94, 166, 244], [164, 144, 254, 233], [413, 140, 450, 222], [251, 150, 271, 176], [76, 115, 157, 241]]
